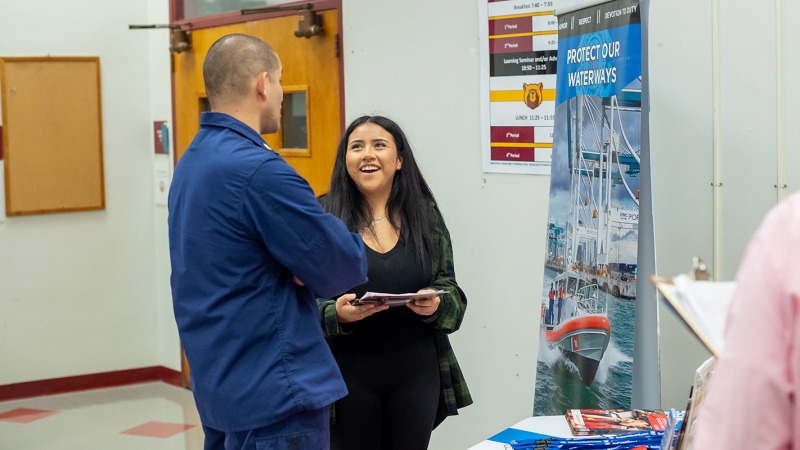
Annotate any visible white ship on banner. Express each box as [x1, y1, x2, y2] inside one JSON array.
[[542, 80, 641, 386]]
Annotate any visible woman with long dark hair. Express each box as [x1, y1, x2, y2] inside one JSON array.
[[318, 116, 471, 450]]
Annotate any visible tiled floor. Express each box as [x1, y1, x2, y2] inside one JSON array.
[[0, 382, 204, 450]]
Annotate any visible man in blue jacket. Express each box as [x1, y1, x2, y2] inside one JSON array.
[[168, 34, 368, 450]]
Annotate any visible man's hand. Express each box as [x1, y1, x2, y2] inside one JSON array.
[[407, 289, 440, 316], [335, 294, 388, 323]]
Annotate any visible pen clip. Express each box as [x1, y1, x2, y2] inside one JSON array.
[[689, 256, 709, 281]]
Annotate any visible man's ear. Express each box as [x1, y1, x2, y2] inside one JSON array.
[[256, 72, 269, 100]]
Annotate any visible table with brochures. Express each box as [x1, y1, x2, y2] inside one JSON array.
[[468, 416, 573, 449]]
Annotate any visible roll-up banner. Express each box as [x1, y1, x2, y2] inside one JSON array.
[[534, 0, 643, 415]]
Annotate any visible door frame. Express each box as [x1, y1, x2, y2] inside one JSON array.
[[168, 0, 345, 167]]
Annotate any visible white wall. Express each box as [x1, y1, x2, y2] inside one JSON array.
[[785, 1, 800, 199], [647, 0, 716, 410], [147, 0, 183, 372], [650, 0, 800, 409], [0, 0, 178, 384]]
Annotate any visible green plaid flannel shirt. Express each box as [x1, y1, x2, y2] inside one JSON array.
[[317, 213, 472, 427]]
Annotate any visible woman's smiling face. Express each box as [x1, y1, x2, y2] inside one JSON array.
[[345, 122, 403, 198]]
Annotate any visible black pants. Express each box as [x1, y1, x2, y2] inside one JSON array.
[[331, 338, 440, 450]]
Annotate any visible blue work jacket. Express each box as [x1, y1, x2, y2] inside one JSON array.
[[168, 112, 368, 432]]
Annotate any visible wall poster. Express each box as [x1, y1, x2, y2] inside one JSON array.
[[533, 0, 642, 415], [479, 0, 558, 175]]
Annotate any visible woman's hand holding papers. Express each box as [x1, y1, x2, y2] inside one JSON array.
[[335, 293, 389, 323], [407, 289, 440, 317]]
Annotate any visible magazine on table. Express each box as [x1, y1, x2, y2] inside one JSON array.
[[565, 409, 669, 436], [659, 408, 684, 450], [674, 356, 716, 450], [349, 290, 448, 307]]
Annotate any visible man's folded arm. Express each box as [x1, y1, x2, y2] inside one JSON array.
[[243, 159, 368, 298]]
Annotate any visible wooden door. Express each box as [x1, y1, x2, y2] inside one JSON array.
[[173, 10, 341, 194], [172, 11, 341, 388]]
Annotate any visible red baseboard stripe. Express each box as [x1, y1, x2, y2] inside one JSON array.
[[0, 366, 184, 402]]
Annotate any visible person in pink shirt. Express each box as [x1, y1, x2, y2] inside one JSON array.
[[694, 192, 800, 450]]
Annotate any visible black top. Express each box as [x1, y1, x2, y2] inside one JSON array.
[[335, 237, 434, 353]]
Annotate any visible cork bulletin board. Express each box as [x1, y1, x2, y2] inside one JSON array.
[[0, 57, 105, 216]]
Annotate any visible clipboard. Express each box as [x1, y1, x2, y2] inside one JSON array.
[[650, 258, 736, 356]]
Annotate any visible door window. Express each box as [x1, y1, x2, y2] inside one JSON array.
[[281, 90, 308, 150]]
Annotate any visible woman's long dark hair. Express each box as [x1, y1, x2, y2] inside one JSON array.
[[320, 116, 441, 265]]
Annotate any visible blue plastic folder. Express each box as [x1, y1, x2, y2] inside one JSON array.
[[488, 428, 553, 444]]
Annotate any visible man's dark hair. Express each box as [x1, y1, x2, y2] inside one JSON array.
[[319, 116, 442, 266], [202, 34, 280, 108]]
